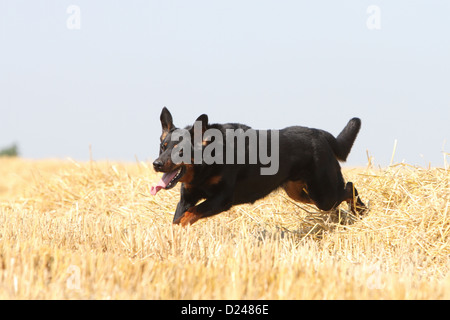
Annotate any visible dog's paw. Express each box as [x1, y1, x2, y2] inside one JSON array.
[[173, 208, 202, 227]]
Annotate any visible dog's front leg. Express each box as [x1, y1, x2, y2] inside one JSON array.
[[173, 192, 233, 227], [173, 184, 202, 224]]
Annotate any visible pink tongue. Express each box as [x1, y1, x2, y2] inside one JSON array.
[[150, 170, 179, 195]]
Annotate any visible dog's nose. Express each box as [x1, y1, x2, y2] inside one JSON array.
[[153, 159, 163, 171]]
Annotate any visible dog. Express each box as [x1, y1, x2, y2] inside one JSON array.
[[151, 107, 366, 226]]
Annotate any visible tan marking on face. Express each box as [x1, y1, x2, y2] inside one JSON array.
[[179, 164, 194, 184]]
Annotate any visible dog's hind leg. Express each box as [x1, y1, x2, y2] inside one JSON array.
[[282, 180, 314, 204], [303, 167, 344, 212], [342, 182, 367, 215]]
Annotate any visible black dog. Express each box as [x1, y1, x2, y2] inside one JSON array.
[[151, 107, 366, 226]]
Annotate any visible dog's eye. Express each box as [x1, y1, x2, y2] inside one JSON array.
[[160, 141, 169, 154]]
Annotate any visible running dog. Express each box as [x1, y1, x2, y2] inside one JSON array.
[[151, 107, 366, 226]]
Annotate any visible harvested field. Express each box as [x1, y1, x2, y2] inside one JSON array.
[[0, 158, 449, 299]]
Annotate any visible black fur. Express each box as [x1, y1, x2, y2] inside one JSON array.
[[153, 107, 366, 226]]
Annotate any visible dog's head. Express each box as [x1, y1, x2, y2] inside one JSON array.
[[150, 107, 208, 195]]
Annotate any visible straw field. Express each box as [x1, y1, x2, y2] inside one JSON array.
[[0, 157, 449, 299]]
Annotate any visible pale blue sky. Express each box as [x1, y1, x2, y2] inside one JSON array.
[[1, 0, 449, 167]]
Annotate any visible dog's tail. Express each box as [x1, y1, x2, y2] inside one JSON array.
[[330, 118, 361, 162]]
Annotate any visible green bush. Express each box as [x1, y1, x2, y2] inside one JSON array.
[[0, 143, 19, 157]]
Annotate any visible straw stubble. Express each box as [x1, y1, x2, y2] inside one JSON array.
[[0, 158, 449, 299]]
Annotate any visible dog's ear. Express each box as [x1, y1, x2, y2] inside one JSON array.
[[160, 107, 174, 133], [193, 114, 208, 135]]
